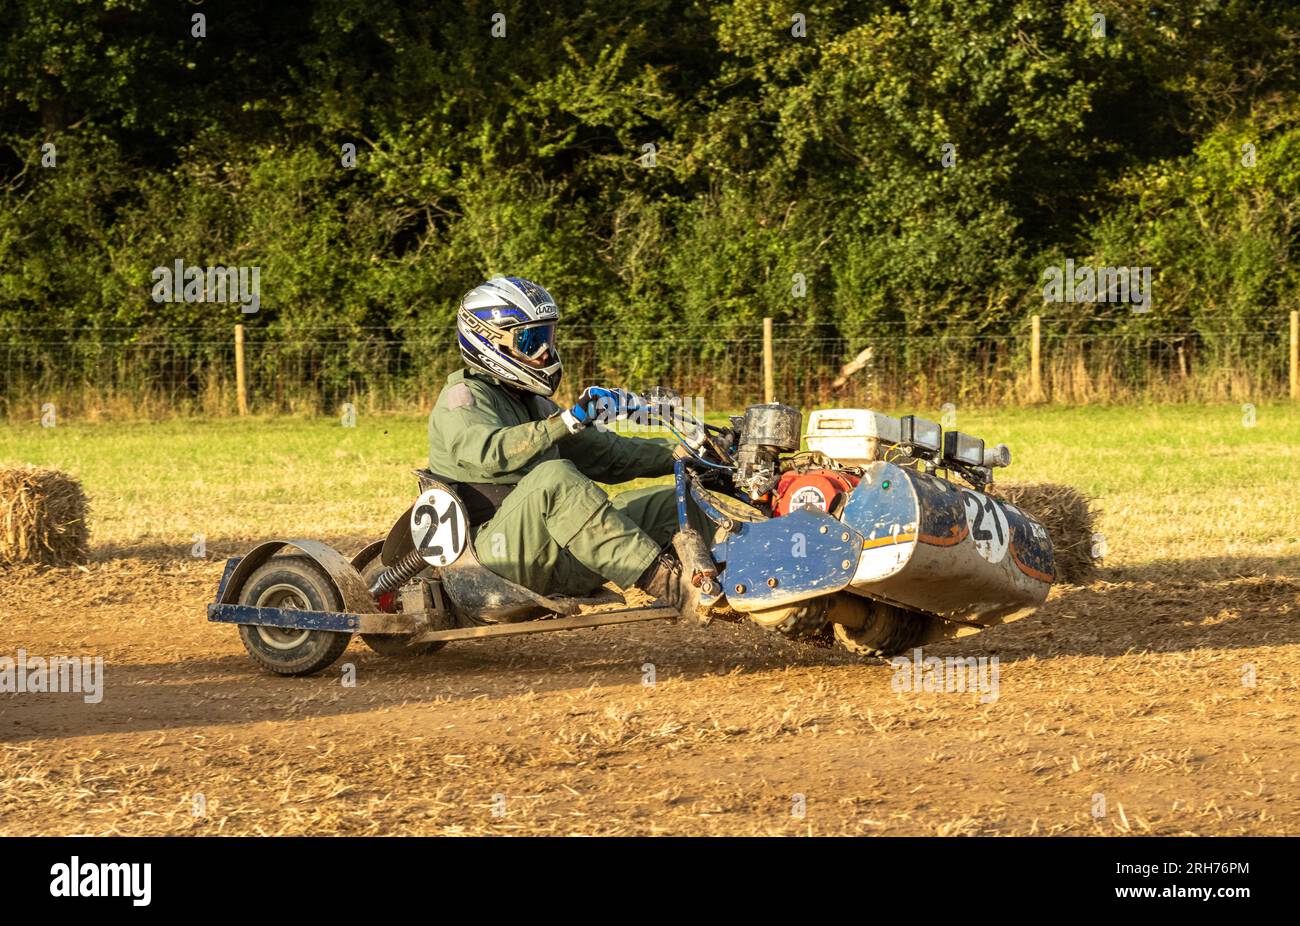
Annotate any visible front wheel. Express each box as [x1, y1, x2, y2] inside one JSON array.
[[746, 597, 831, 639], [236, 555, 352, 676]]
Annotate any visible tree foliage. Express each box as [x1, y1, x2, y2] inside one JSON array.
[[1, 0, 1296, 371]]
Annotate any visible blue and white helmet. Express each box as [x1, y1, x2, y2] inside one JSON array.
[[456, 276, 562, 396]]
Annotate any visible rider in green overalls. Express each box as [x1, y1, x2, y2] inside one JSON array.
[[428, 277, 699, 607]]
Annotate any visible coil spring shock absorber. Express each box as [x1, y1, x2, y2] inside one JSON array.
[[368, 548, 428, 598]]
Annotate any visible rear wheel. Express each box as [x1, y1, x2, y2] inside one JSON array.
[[832, 600, 933, 657], [236, 556, 351, 676]]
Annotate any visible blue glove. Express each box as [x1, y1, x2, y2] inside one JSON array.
[[560, 386, 640, 432]]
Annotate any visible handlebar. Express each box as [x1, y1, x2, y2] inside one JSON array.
[[629, 389, 736, 471]]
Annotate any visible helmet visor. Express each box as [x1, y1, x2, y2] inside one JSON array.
[[512, 323, 555, 364]]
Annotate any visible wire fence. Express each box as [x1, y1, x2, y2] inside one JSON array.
[[1, 316, 1295, 420]]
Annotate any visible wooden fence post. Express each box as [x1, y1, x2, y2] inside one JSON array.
[[1290, 310, 1298, 400], [1030, 314, 1042, 402], [235, 324, 249, 416], [763, 317, 775, 404]]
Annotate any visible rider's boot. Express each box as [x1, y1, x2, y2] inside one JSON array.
[[635, 530, 722, 625]]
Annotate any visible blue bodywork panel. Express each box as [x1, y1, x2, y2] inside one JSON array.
[[840, 463, 969, 548], [1004, 504, 1056, 582], [207, 602, 361, 633], [840, 463, 919, 542], [909, 470, 969, 545], [715, 506, 863, 609]]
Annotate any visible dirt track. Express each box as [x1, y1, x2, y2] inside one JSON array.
[[2, 540, 1297, 835]]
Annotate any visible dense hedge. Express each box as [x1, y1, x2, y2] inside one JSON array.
[[1, 0, 1297, 403]]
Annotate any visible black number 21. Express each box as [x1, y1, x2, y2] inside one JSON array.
[[966, 492, 1005, 545], [415, 503, 459, 556]]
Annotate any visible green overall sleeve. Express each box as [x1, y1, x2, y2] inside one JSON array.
[[439, 407, 570, 481], [560, 425, 676, 483]]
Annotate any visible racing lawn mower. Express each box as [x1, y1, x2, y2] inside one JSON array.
[[209, 392, 1056, 676]]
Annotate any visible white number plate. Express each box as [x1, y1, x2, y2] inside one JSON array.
[[960, 489, 1009, 564], [409, 488, 469, 567]]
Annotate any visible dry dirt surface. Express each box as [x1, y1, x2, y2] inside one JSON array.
[[2, 538, 1297, 836]]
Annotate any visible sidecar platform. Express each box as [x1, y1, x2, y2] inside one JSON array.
[[205, 545, 680, 643]]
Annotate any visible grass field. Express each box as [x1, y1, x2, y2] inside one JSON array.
[[2, 402, 1296, 565], [2, 402, 1298, 835]]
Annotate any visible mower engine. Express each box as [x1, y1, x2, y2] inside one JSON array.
[[772, 467, 859, 517], [710, 403, 1054, 635], [732, 403, 802, 500]]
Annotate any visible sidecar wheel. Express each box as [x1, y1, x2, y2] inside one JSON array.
[[236, 556, 352, 676]]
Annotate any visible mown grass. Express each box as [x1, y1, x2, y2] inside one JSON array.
[[0, 402, 1296, 566]]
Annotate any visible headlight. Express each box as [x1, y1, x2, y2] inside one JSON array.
[[900, 415, 942, 453], [983, 443, 1011, 468], [942, 430, 985, 466]]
